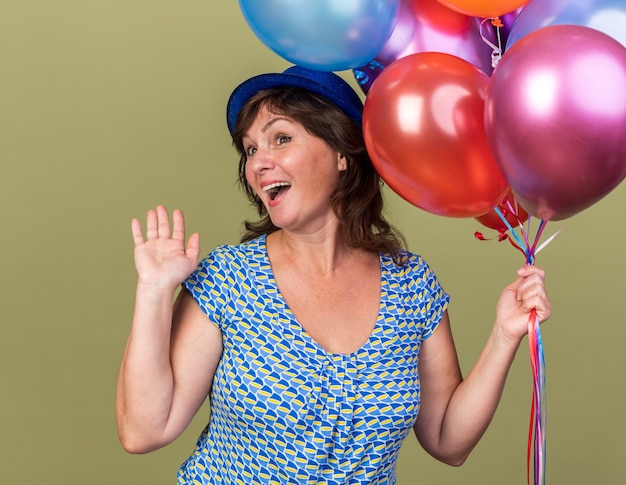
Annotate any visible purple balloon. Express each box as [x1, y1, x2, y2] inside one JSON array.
[[507, 0, 626, 50], [485, 25, 626, 221], [498, 8, 522, 48], [353, 0, 493, 94]]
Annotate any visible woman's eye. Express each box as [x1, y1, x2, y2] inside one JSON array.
[[245, 146, 257, 156], [276, 135, 291, 145]]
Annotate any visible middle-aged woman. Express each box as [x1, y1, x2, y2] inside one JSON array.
[[116, 65, 551, 484]]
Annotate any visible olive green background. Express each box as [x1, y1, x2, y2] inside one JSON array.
[[2, 1, 624, 484]]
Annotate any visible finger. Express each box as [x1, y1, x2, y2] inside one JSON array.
[[517, 279, 545, 303], [517, 265, 545, 280], [156, 205, 171, 239], [515, 269, 546, 298], [131, 218, 144, 246], [171, 209, 186, 242], [523, 295, 551, 322], [522, 285, 546, 305], [519, 279, 549, 307], [145, 209, 158, 240], [186, 232, 201, 262]]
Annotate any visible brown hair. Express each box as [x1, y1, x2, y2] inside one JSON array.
[[231, 87, 405, 256]]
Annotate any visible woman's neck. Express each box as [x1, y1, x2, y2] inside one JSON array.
[[267, 229, 366, 276]]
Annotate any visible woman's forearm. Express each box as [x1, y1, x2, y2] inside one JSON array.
[[437, 327, 522, 464], [115, 282, 179, 453]]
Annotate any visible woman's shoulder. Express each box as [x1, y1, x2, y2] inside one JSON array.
[[382, 248, 424, 269], [187, 235, 268, 289], [382, 248, 442, 284], [204, 235, 267, 262]]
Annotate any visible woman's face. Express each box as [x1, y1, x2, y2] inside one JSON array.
[[243, 106, 347, 234]]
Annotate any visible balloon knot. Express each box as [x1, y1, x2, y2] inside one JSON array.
[[353, 61, 384, 86], [368, 59, 385, 71], [491, 17, 504, 28], [353, 69, 369, 86]]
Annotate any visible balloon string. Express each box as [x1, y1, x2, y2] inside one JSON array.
[[353, 59, 385, 86], [529, 220, 547, 257], [492, 207, 560, 265], [535, 229, 562, 257], [504, 197, 525, 233], [494, 206, 531, 262], [527, 309, 547, 485], [480, 17, 503, 68], [492, 207, 547, 485], [505, 234, 529, 259], [527, 389, 535, 485], [535, 312, 547, 485]]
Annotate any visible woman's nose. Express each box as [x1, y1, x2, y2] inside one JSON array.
[[247, 148, 275, 173]]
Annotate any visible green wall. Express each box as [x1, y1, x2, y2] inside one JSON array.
[[2, 1, 624, 483]]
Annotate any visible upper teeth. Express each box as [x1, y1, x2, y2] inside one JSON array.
[[263, 182, 291, 192]]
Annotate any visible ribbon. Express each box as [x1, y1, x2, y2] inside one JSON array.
[[353, 59, 385, 86], [486, 205, 556, 485], [480, 17, 504, 68], [527, 308, 547, 485]]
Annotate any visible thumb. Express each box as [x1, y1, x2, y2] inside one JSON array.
[[186, 232, 201, 262]]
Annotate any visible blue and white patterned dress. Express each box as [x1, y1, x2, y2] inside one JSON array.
[[179, 235, 449, 484]]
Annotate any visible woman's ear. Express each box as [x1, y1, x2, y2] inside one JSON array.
[[337, 153, 348, 171]]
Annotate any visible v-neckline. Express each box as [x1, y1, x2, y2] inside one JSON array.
[[259, 235, 385, 357]]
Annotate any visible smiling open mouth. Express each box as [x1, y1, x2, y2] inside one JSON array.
[[263, 182, 291, 201]]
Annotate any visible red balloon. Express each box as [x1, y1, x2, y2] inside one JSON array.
[[363, 52, 508, 218], [435, 0, 528, 18], [475, 189, 529, 232], [485, 25, 626, 221], [353, 0, 493, 94]]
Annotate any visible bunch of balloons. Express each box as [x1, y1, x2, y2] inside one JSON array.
[[238, 4, 626, 484], [238, 0, 626, 226]]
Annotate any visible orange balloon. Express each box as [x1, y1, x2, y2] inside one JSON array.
[[363, 52, 507, 218], [475, 189, 529, 232], [435, 0, 528, 18]]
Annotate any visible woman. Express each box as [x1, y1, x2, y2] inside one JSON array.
[[116, 66, 551, 484]]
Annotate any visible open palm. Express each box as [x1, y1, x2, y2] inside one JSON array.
[[131, 205, 201, 289]]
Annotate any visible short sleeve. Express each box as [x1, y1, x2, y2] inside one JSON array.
[[404, 252, 450, 340], [183, 246, 232, 330]]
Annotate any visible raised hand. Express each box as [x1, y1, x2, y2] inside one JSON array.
[[495, 265, 551, 343], [131, 205, 201, 290]]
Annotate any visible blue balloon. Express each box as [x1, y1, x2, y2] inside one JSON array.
[[507, 0, 626, 50], [238, 0, 401, 71]]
